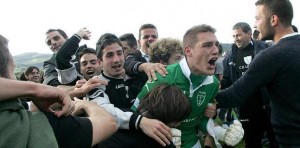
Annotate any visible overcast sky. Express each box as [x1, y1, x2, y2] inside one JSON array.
[[1, 0, 299, 56]]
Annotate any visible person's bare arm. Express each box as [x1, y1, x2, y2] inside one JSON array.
[[57, 85, 75, 93], [0, 78, 74, 117], [72, 100, 117, 146]]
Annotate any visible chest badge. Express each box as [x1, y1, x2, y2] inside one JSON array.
[[196, 91, 206, 106], [244, 56, 252, 65]]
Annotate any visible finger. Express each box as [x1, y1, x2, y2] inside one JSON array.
[[156, 129, 171, 146], [159, 64, 168, 75], [73, 97, 80, 101], [55, 98, 74, 117], [155, 67, 166, 77], [150, 70, 157, 80], [98, 80, 108, 85], [205, 112, 214, 118], [159, 124, 172, 141], [204, 110, 215, 118], [88, 83, 102, 90], [152, 133, 166, 147], [147, 72, 152, 82]]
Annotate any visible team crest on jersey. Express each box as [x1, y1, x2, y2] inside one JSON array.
[[244, 56, 252, 65], [196, 91, 206, 106]]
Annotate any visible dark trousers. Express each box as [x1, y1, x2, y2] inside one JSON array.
[[240, 106, 278, 148]]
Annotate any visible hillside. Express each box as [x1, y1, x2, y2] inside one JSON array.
[[13, 52, 52, 74], [12, 44, 232, 75]]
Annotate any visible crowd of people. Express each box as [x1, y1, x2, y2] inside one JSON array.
[[1, 0, 299, 147]]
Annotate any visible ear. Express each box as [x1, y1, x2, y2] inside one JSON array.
[[184, 46, 192, 57], [248, 32, 252, 38], [97, 59, 101, 64], [25, 75, 29, 80], [270, 15, 279, 26], [133, 45, 137, 50], [138, 40, 141, 47]]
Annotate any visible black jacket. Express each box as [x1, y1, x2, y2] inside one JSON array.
[[221, 39, 271, 115]]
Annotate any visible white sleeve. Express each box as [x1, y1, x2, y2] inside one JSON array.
[[89, 92, 133, 129], [56, 65, 78, 84]]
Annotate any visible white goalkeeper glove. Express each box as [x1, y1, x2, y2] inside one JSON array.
[[171, 128, 181, 148], [214, 120, 244, 146]]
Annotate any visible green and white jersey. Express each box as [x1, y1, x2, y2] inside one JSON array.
[[131, 58, 219, 148]]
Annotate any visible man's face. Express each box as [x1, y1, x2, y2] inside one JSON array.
[[232, 28, 251, 49], [166, 52, 183, 65], [101, 43, 124, 78], [255, 5, 275, 41], [80, 53, 102, 80], [121, 41, 135, 58], [25, 68, 40, 83], [138, 28, 158, 55], [45, 31, 67, 53], [185, 32, 219, 75]]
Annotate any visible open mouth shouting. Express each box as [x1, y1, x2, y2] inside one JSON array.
[[208, 57, 218, 69]]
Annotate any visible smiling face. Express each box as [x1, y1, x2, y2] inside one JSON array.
[[232, 28, 251, 49], [25, 68, 40, 83], [100, 43, 124, 78], [45, 31, 67, 53], [185, 32, 219, 75], [80, 53, 102, 80], [138, 28, 158, 55], [255, 5, 275, 41]]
